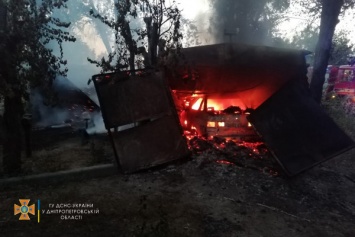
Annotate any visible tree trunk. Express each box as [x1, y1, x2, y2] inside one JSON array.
[[3, 94, 23, 175], [144, 17, 159, 67], [310, 0, 343, 103], [122, 21, 135, 72], [144, 17, 153, 67], [150, 22, 159, 66]]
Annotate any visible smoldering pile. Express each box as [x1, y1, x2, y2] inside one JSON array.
[[187, 136, 280, 176]]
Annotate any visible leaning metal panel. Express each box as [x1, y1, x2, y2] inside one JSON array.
[[111, 115, 189, 173], [93, 71, 189, 173], [248, 79, 355, 176], [93, 72, 171, 129]]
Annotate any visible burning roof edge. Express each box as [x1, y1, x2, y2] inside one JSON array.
[[167, 43, 311, 109]]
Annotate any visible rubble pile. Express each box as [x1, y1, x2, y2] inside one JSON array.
[[187, 136, 280, 176]]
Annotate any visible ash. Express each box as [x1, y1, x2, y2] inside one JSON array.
[[187, 135, 279, 176]]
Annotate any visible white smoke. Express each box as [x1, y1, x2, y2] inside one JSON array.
[[85, 111, 136, 135], [30, 90, 71, 127], [86, 111, 106, 134]]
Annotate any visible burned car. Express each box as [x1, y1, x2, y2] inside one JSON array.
[[175, 94, 255, 138]]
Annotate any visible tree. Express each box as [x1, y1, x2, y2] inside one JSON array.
[[309, 0, 343, 103], [286, 26, 354, 66], [208, 0, 290, 45], [288, 25, 319, 52], [329, 30, 355, 65], [295, 0, 355, 103], [87, 0, 183, 74], [0, 0, 75, 175]]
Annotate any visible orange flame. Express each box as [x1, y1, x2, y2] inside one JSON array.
[[191, 98, 246, 111]]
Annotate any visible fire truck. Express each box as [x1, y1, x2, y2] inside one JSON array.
[[333, 65, 355, 95], [327, 64, 355, 114]]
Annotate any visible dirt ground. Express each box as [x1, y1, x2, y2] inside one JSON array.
[[0, 100, 355, 236], [0, 136, 355, 236]]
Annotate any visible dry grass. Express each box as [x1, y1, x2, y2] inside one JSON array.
[[20, 136, 113, 175], [322, 97, 355, 140]]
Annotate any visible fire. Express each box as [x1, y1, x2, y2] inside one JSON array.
[[191, 98, 203, 110], [207, 121, 216, 127], [239, 141, 266, 155], [206, 101, 222, 111], [191, 98, 246, 111], [218, 122, 225, 127]]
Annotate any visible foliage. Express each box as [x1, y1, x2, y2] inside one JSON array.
[[288, 0, 355, 102], [87, 0, 183, 74], [208, 0, 290, 44], [0, 0, 75, 101], [286, 26, 354, 65], [330, 30, 355, 65], [0, 0, 75, 175], [289, 25, 319, 51], [291, 0, 355, 58], [297, 0, 355, 18]]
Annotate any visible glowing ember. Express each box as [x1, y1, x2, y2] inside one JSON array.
[[216, 160, 234, 165], [239, 141, 267, 155], [186, 136, 278, 175]]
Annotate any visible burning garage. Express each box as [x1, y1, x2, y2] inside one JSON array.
[[169, 43, 309, 139], [92, 43, 355, 176]]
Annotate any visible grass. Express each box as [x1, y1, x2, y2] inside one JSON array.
[[322, 96, 355, 140], [0, 136, 114, 176]]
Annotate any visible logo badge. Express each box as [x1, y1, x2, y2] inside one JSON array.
[[14, 199, 35, 220]]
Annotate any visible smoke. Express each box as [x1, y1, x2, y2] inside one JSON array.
[[30, 89, 70, 127], [85, 111, 136, 135], [207, 0, 288, 46], [30, 76, 99, 128], [193, 12, 214, 45], [86, 111, 106, 134]]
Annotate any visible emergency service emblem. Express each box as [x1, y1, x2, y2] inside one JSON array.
[[14, 199, 35, 220]]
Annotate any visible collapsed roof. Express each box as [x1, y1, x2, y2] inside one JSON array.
[[168, 43, 310, 109]]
